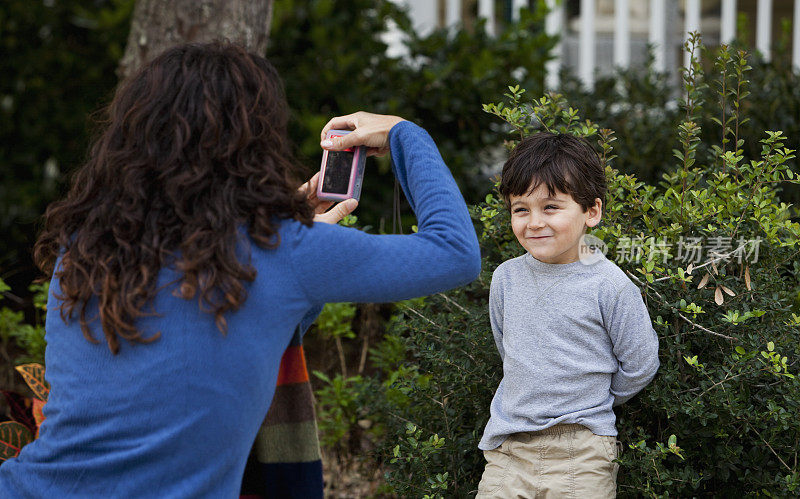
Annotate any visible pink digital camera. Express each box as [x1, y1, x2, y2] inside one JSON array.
[[317, 129, 367, 202]]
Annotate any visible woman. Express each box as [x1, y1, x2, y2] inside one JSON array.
[[0, 42, 480, 497]]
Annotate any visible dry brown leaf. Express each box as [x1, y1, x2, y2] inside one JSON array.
[[711, 261, 719, 275], [720, 285, 736, 297], [715, 286, 724, 305], [686, 263, 694, 275], [698, 273, 710, 289], [745, 266, 751, 291]]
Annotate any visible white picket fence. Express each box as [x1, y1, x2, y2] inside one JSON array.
[[394, 0, 800, 90]]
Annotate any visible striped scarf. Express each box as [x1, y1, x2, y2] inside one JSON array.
[[239, 328, 323, 498]]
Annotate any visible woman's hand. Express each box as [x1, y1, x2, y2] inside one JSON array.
[[298, 172, 358, 224], [309, 111, 403, 223], [320, 111, 405, 157]]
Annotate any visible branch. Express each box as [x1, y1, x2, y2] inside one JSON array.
[[626, 270, 737, 341], [751, 426, 793, 472], [652, 241, 750, 283], [695, 369, 752, 399], [404, 306, 439, 326], [437, 293, 470, 315]]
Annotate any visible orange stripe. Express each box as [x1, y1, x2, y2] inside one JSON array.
[[276, 345, 309, 385]]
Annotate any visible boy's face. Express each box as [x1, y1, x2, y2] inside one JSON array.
[[509, 183, 602, 264]]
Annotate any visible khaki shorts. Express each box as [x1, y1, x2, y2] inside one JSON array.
[[476, 424, 621, 499]]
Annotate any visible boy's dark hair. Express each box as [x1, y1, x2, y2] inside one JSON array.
[[499, 132, 606, 212]]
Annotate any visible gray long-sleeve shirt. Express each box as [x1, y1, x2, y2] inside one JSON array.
[[479, 252, 660, 450]]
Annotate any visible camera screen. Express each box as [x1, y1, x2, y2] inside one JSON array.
[[322, 150, 353, 195]]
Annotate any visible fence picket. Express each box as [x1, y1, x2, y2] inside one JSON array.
[[793, 0, 800, 70], [614, 0, 630, 68], [446, 0, 461, 27], [756, 0, 773, 61], [545, 0, 564, 89], [721, 0, 737, 44], [478, 0, 495, 35], [512, 0, 527, 22], [579, 0, 597, 89], [684, 0, 701, 69], [649, 0, 668, 72]]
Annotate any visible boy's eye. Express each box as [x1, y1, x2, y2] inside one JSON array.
[[512, 207, 528, 213], [545, 205, 559, 210]]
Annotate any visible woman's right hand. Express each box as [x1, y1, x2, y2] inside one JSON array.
[[320, 111, 405, 157], [298, 172, 358, 225]]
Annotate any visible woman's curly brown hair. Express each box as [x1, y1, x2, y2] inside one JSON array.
[[33, 42, 315, 354]]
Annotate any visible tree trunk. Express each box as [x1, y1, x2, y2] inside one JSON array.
[[118, 0, 273, 79]]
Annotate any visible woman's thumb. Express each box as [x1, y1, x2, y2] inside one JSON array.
[[337, 198, 359, 218], [316, 198, 358, 224], [314, 198, 358, 224]]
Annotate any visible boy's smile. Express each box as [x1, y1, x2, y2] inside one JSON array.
[[509, 183, 602, 265]]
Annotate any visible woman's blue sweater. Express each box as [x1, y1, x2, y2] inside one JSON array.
[[0, 121, 480, 497]]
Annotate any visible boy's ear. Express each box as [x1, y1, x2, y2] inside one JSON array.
[[585, 198, 603, 228]]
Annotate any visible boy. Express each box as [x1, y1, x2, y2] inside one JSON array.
[[476, 133, 660, 498]]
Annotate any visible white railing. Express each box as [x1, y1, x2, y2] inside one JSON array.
[[396, 0, 800, 90]]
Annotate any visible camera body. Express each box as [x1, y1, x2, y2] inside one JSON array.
[[317, 129, 366, 202]]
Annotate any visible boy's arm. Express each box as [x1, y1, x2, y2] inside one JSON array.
[[605, 280, 660, 406], [489, 271, 505, 360]]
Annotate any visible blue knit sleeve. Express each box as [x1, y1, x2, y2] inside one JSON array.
[[288, 121, 480, 305]]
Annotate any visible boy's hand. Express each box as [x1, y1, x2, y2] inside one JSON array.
[[298, 172, 358, 224], [320, 111, 405, 157]]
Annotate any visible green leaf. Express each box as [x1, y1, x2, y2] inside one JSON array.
[[312, 370, 331, 384]]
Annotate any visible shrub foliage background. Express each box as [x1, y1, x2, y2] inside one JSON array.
[[559, 33, 800, 208], [2, 2, 800, 495], [350, 37, 800, 497]]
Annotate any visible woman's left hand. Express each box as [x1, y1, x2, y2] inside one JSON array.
[[298, 172, 359, 224]]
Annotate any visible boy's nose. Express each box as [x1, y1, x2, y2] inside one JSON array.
[[526, 216, 545, 230]]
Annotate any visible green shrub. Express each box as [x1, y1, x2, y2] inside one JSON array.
[[311, 301, 389, 469], [559, 35, 800, 211], [312, 302, 363, 456], [367, 35, 800, 497], [0, 278, 47, 365]]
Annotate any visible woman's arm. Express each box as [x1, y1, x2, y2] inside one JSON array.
[[288, 114, 481, 305]]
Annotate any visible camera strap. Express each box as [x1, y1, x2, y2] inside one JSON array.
[[392, 178, 403, 235]]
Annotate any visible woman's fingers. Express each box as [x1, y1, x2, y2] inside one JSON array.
[[314, 199, 358, 225], [300, 172, 328, 212], [314, 200, 334, 214], [324, 129, 369, 150], [298, 172, 320, 197], [301, 173, 335, 214], [320, 113, 359, 141], [320, 112, 404, 152], [366, 146, 390, 158]]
